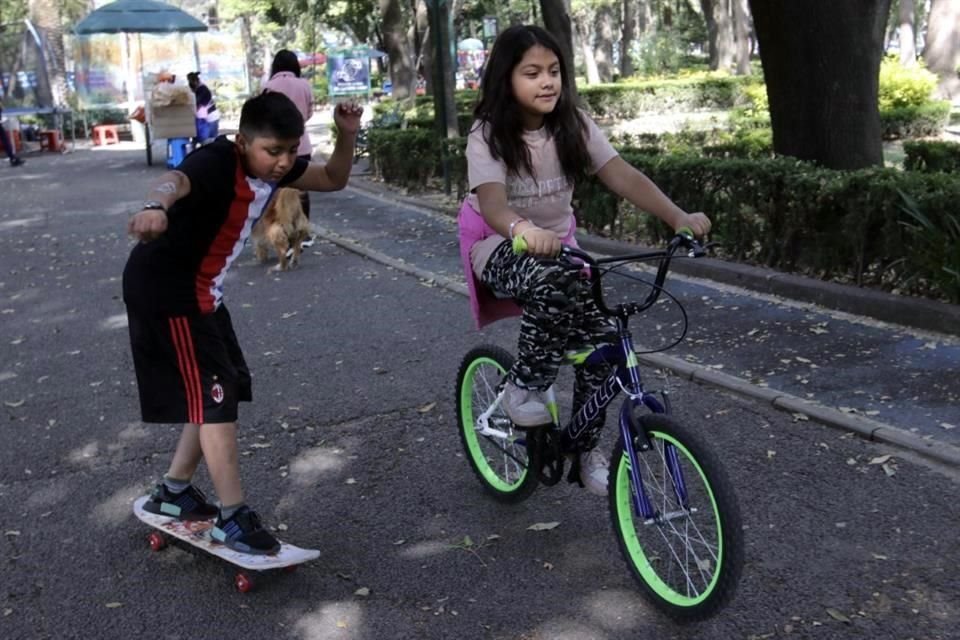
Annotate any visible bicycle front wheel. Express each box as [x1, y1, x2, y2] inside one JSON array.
[[455, 345, 538, 503], [609, 414, 743, 621]]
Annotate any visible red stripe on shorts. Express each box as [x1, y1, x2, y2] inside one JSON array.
[[169, 317, 204, 424]]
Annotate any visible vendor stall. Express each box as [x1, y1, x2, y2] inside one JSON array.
[[73, 0, 207, 165]]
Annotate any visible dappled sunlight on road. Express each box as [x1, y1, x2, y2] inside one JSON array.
[[67, 440, 100, 464], [100, 313, 128, 330], [287, 445, 350, 486], [24, 478, 72, 512], [0, 216, 44, 232], [396, 539, 450, 560], [293, 601, 365, 639], [90, 483, 145, 528], [582, 588, 650, 631]]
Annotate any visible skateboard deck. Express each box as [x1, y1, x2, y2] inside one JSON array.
[[133, 495, 319, 590]]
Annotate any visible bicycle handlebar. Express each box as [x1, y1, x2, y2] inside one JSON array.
[[554, 228, 707, 320]]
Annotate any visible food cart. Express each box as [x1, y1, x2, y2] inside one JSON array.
[[141, 73, 195, 166]]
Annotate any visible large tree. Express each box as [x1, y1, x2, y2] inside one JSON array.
[[749, 0, 892, 170], [699, 0, 735, 71], [379, 0, 416, 100], [539, 0, 576, 90], [28, 0, 74, 106], [922, 0, 960, 100]]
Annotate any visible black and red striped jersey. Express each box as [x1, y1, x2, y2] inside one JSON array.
[[123, 137, 308, 315]]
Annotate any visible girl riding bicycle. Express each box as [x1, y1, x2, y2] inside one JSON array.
[[457, 24, 711, 496]]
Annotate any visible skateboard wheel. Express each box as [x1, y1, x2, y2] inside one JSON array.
[[148, 532, 167, 551], [235, 571, 254, 593]]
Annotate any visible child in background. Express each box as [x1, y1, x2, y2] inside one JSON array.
[[458, 25, 710, 496], [124, 93, 362, 553]]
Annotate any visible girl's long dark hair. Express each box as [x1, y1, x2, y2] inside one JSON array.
[[474, 25, 589, 184], [270, 49, 301, 78]]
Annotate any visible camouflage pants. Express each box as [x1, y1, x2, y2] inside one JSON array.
[[481, 241, 618, 449]]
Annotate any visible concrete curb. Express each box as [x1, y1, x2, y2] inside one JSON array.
[[312, 222, 960, 469]]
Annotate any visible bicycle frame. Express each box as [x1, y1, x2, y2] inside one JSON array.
[[475, 235, 706, 521]]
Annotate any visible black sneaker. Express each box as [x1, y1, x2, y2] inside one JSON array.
[[142, 483, 219, 520], [10, 157, 24, 167], [211, 506, 280, 555]]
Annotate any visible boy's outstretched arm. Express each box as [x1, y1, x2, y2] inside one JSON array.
[[289, 100, 364, 192], [127, 170, 191, 242], [596, 156, 711, 237]]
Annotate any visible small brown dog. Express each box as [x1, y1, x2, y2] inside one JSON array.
[[251, 188, 310, 271]]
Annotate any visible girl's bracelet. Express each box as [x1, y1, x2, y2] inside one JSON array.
[[508, 218, 529, 239]]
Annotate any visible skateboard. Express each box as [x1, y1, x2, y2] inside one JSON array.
[[133, 495, 320, 592]]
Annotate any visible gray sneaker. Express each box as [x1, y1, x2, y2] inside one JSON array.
[[502, 381, 552, 427], [578, 450, 609, 496]]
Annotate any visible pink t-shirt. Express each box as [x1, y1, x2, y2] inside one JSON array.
[[262, 72, 313, 157], [464, 111, 618, 277]]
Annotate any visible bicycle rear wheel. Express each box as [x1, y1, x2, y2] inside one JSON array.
[[456, 345, 538, 503], [609, 414, 743, 621]]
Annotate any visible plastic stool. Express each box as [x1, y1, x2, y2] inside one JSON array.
[[166, 137, 191, 168], [92, 124, 120, 146], [38, 129, 64, 152]]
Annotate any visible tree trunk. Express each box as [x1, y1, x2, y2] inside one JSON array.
[[380, 0, 416, 101], [426, 2, 456, 137], [620, 0, 636, 78], [575, 13, 600, 85], [732, 0, 752, 75], [28, 0, 67, 106], [239, 15, 257, 94], [540, 0, 577, 91], [593, 4, 616, 82], [749, 0, 892, 170], [701, 0, 736, 71], [922, 0, 960, 100], [898, 0, 916, 66]]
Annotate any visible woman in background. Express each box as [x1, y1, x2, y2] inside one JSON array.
[[262, 50, 316, 245]]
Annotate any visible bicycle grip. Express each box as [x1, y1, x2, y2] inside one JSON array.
[[512, 233, 528, 255]]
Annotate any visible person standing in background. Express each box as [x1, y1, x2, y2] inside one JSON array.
[[187, 71, 219, 145], [0, 98, 24, 167], [262, 49, 316, 248]]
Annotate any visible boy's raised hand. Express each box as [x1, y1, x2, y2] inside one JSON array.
[[128, 209, 168, 242], [333, 100, 364, 136]]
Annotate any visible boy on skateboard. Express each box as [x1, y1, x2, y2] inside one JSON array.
[[123, 92, 362, 554]]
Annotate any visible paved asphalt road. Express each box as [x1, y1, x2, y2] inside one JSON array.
[[0, 145, 957, 640]]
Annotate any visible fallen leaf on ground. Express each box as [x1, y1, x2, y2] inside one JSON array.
[[418, 402, 436, 413], [868, 454, 893, 465], [105, 602, 123, 609], [527, 522, 560, 531], [355, 587, 370, 597], [826, 608, 851, 623]]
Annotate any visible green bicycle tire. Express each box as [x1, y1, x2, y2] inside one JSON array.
[[609, 413, 743, 621], [455, 345, 539, 503]]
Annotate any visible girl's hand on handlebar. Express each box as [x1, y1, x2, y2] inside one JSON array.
[[518, 227, 561, 257], [675, 212, 711, 238]]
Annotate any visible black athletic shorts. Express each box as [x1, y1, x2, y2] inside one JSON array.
[[127, 304, 252, 424]]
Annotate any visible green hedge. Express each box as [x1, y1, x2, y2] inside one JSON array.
[[575, 152, 960, 301], [578, 76, 754, 119], [904, 140, 960, 173], [880, 101, 951, 139]]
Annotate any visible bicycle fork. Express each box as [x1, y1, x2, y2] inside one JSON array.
[[620, 385, 692, 522]]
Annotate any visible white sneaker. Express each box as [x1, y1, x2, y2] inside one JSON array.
[[501, 381, 552, 428], [578, 450, 609, 496]]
